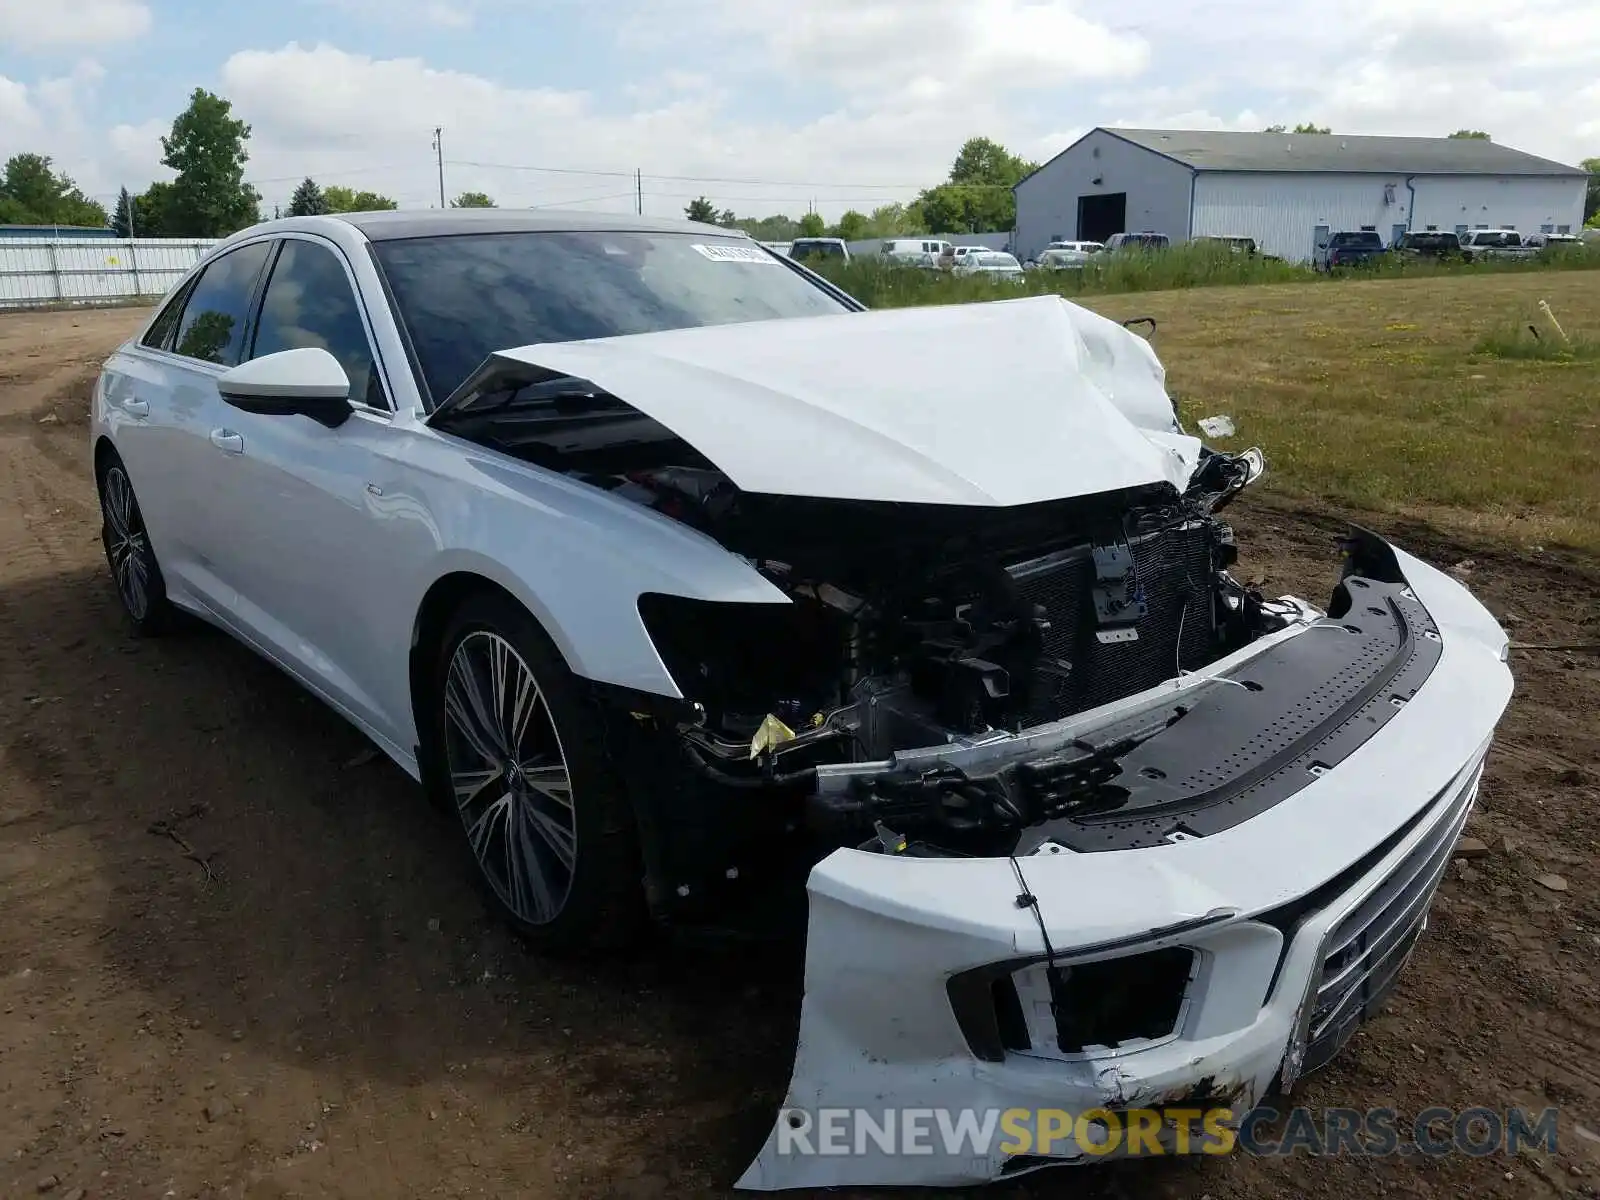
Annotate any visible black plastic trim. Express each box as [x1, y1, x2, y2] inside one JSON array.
[[1010, 572, 1442, 853]]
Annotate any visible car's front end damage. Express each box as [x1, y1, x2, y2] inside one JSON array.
[[428, 295, 1514, 1189]]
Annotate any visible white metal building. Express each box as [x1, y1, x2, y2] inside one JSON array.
[[1013, 128, 1589, 263]]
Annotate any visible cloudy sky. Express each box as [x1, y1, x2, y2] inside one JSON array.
[[2, 0, 1597, 220]]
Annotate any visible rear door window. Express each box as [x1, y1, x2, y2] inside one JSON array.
[[171, 242, 273, 366]]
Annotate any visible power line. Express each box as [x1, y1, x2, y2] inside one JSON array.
[[444, 157, 1018, 192]]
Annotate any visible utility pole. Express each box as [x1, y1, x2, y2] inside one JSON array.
[[636, 168, 642, 215], [433, 127, 446, 208]]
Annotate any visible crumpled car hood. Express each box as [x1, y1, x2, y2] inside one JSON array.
[[476, 294, 1202, 507]]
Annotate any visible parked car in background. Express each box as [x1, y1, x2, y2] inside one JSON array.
[[1034, 240, 1103, 269], [1194, 234, 1258, 256], [951, 249, 1025, 282], [1105, 231, 1170, 252], [1524, 232, 1581, 250], [1314, 230, 1386, 271], [1458, 230, 1537, 262], [789, 237, 849, 264], [1392, 230, 1461, 259], [881, 238, 953, 268]]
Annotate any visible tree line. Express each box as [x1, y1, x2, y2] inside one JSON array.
[[3, 106, 1598, 238]]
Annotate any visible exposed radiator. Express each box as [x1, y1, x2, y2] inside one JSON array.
[[1007, 519, 1217, 725]]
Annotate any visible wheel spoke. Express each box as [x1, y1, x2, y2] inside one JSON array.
[[451, 765, 504, 812], [464, 792, 512, 859], [524, 802, 576, 873], [520, 763, 573, 810], [509, 800, 559, 921], [444, 647, 506, 765]]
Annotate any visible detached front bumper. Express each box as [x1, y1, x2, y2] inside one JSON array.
[[738, 543, 1513, 1190]]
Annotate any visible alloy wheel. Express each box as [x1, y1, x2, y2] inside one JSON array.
[[102, 466, 152, 620], [442, 630, 578, 926]]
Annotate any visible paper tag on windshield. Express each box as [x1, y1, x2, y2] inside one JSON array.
[[692, 243, 776, 264]]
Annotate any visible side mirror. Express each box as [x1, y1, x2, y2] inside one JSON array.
[[217, 347, 353, 429]]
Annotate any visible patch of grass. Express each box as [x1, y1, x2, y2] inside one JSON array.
[[1473, 325, 1600, 361], [1067, 273, 1599, 554]]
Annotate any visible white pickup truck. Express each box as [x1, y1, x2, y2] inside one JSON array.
[[1458, 229, 1538, 262]]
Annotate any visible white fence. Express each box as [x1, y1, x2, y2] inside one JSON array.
[[0, 237, 219, 309]]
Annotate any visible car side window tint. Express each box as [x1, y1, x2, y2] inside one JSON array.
[[171, 242, 272, 366], [251, 239, 386, 410], [140, 283, 192, 350]]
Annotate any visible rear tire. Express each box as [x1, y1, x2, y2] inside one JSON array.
[[424, 591, 645, 953], [96, 452, 174, 636]]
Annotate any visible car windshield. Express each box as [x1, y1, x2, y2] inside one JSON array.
[[372, 231, 852, 405], [975, 252, 1020, 268], [1331, 232, 1382, 247]]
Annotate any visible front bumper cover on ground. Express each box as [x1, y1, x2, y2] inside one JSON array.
[[737, 542, 1513, 1190]]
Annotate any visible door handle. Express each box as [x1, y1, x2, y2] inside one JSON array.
[[124, 399, 150, 418], [209, 428, 244, 454]]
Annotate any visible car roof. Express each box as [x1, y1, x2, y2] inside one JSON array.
[[277, 208, 742, 243]]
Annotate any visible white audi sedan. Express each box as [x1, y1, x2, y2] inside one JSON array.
[[91, 210, 1513, 1190]]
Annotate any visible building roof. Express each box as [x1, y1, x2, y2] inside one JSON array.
[[332, 208, 731, 242], [1101, 128, 1586, 177]]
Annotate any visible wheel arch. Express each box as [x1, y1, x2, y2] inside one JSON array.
[[93, 434, 120, 480], [409, 570, 543, 735]]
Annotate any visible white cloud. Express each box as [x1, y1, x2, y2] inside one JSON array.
[[0, 0, 150, 48], [664, 0, 1147, 97], [0, 61, 124, 201], [208, 41, 1038, 218]]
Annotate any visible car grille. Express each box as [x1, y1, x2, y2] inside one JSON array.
[[1298, 759, 1483, 1077], [1006, 519, 1216, 724]]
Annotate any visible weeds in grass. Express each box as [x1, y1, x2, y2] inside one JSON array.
[[811, 241, 1600, 307], [1473, 325, 1600, 361]]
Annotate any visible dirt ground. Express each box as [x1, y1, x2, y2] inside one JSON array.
[[0, 305, 1596, 1200]]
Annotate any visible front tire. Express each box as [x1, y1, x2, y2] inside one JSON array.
[[427, 592, 644, 952], [97, 454, 173, 635]]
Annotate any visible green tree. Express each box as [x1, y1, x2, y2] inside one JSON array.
[[1263, 124, 1286, 133], [684, 196, 717, 222], [726, 213, 801, 241], [913, 136, 1037, 233], [450, 191, 496, 208], [0, 153, 108, 226], [833, 209, 869, 240], [131, 181, 177, 237], [288, 177, 329, 216], [323, 185, 398, 212], [1448, 129, 1491, 140], [796, 212, 825, 237], [1292, 123, 1331, 134], [1584, 158, 1600, 226], [160, 90, 261, 236], [864, 202, 925, 237], [110, 187, 136, 237]]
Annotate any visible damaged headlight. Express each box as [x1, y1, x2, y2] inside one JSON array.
[[636, 592, 850, 731]]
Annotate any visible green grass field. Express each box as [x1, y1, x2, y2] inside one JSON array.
[[1070, 272, 1600, 553]]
